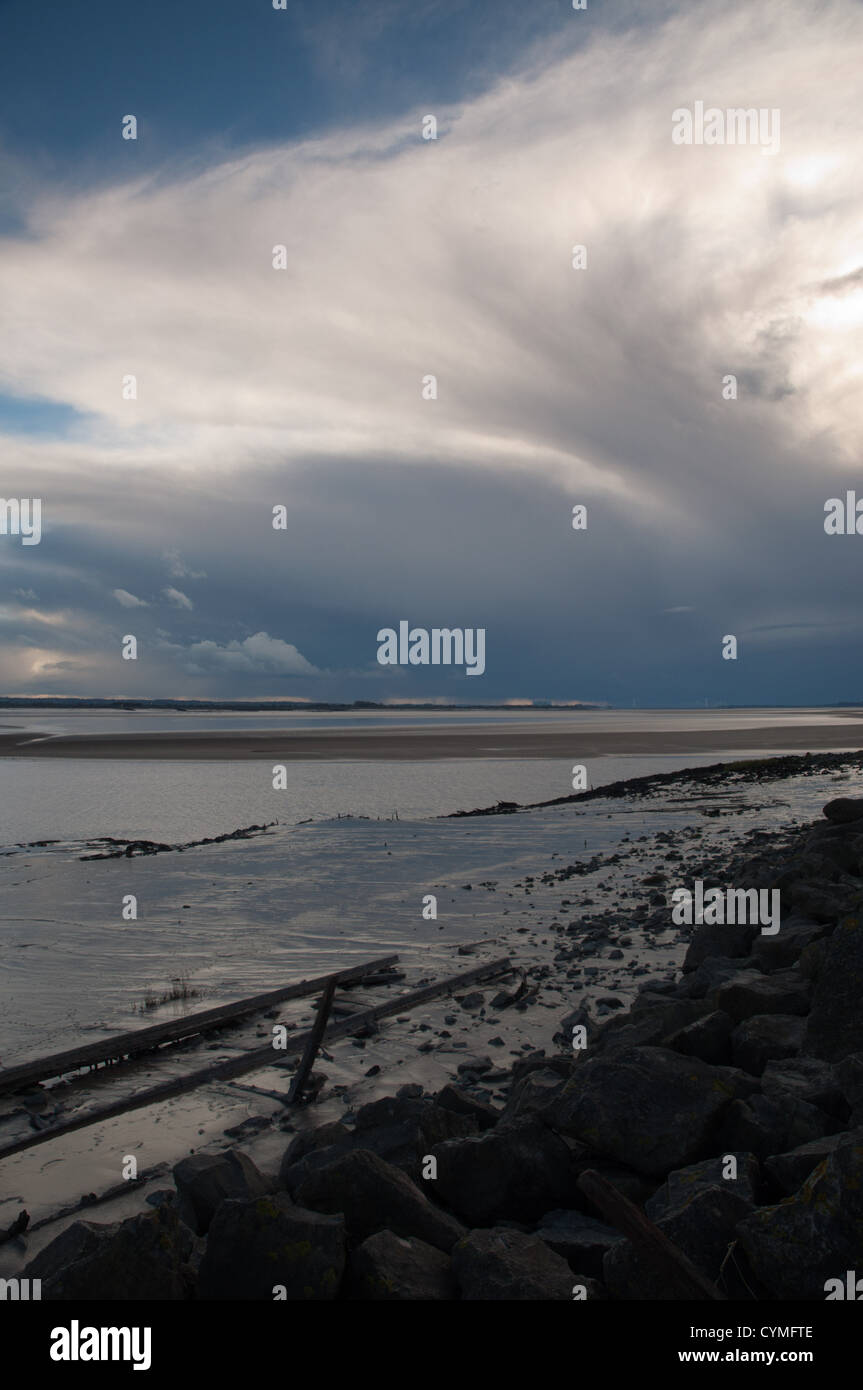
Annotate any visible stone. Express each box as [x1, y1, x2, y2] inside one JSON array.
[[803, 914, 863, 1062], [682, 922, 755, 972], [764, 1134, 851, 1195], [543, 1046, 738, 1177], [731, 1015, 805, 1075], [603, 1185, 752, 1299], [451, 1228, 573, 1300], [348, 1231, 454, 1300], [737, 1131, 863, 1298], [533, 1209, 623, 1277], [663, 1011, 733, 1065], [429, 1119, 574, 1225], [823, 798, 863, 825], [434, 1083, 500, 1130], [715, 970, 811, 1023], [645, 1152, 760, 1220], [294, 1149, 465, 1252], [751, 917, 829, 972], [24, 1206, 196, 1300], [761, 1057, 845, 1117], [198, 1195, 345, 1300], [501, 1068, 566, 1123], [718, 1094, 834, 1162], [173, 1149, 272, 1235], [676, 956, 751, 999]]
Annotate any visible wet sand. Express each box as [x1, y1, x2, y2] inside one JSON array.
[[0, 721, 861, 760]]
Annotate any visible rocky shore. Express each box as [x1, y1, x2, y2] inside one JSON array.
[[16, 791, 863, 1300]]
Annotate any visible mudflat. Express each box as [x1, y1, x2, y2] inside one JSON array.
[[0, 721, 861, 760]]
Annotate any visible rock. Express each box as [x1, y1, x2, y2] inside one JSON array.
[[456, 1055, 493, 1077], [764, 1134, 851, 1194], [22, 1221, 107, 1282], [663, 1011, 733, 1065], [280, 1099, 477, 1190], [543, 1047, 738, 1177], [803, 914, 863, 1062], [603, 1185, 752, 1299], [198, 1196, 345, 1300], [682, 921, 755, 972], [823, 798, 863, 825], [676, 956, 752, 999], [294, 1149, 465, 1252], [751, 917, 828, 972], [731, 1014, 805, 1075], [429, 1119, 574, 1225], [349, 1230, 454, 1300], [173, 1149, 272, 1235], [451, 1228, 573, 1300], [533, 1209, 623, 1277], [569, 1276, 609, 1300], [587, 997, 712, 1057], [434, 1083, 500, 1131], [645, 1152, 760, 1220], [501, 1068, 566, 1123], [718, 1094, 835, 1162], [24, 1206, 196, 1300], [737, 1130, 863, 1298], [836, 1053, 863, 1113], [281, 1122, 351, 1171], [761, 1057, 845, 1117], [787, 880, 861, 923], [715, 969, 811, 1023]]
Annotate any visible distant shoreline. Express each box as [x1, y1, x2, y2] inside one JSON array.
[[0, 722, 862, 761]]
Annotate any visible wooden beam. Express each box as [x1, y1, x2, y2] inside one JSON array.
[[576, 1168, 726, 1300], [0, 956, 512, 1161], [0, 956, 399, 1097], [286, 977, 337, 1105]]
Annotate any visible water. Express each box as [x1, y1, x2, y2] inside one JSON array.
[[0, 705, 859, 849]]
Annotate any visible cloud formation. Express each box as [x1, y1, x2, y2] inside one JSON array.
[[0, 0, 862, 702]]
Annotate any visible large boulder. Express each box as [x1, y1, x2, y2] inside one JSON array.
[[731, 1015, 805, 1075], [173, 1149, 272, 1235], [23, 1206, 196, 1300], [752, 917, 829, 972], [803, 914, 863, 1061], [294, 1148, 465, 1252], [662, 1011, 733, 1065], [434, 1084, 500, 1131], [718, 1094, 835, 1162], [761, 1057, 845, 1117], [451, 1228, 573, 1300], [348, 1231, 454, 1300], [198, 1195, 345, 1300], [764, 1133, 851, 1195], [429, 1118, 574, 1225], [715, 969, 810, 1023], [645, 1152, 760, 1220], [532, 1209, 623, 1277], [603, 1185, 752, 1299], [823, 798, 863, 825], [737, 1131, 863, 1298], [682, 919, 756, 972], [542, 1047, 739, 1177]]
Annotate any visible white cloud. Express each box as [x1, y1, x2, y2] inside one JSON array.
[[162, 587, 193, 610], [184, 632, 320, 676], [113, 588, 148, 608], [163, 548, 207, 580]]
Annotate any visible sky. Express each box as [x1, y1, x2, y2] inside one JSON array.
[[0, 0, 862, 705]]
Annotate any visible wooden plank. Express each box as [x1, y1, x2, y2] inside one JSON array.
[[286, 977, 337, 1105], [576, 1169, 726, 1300], [0, 955, 399, 1097], [0, 956, 512, 1161]]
